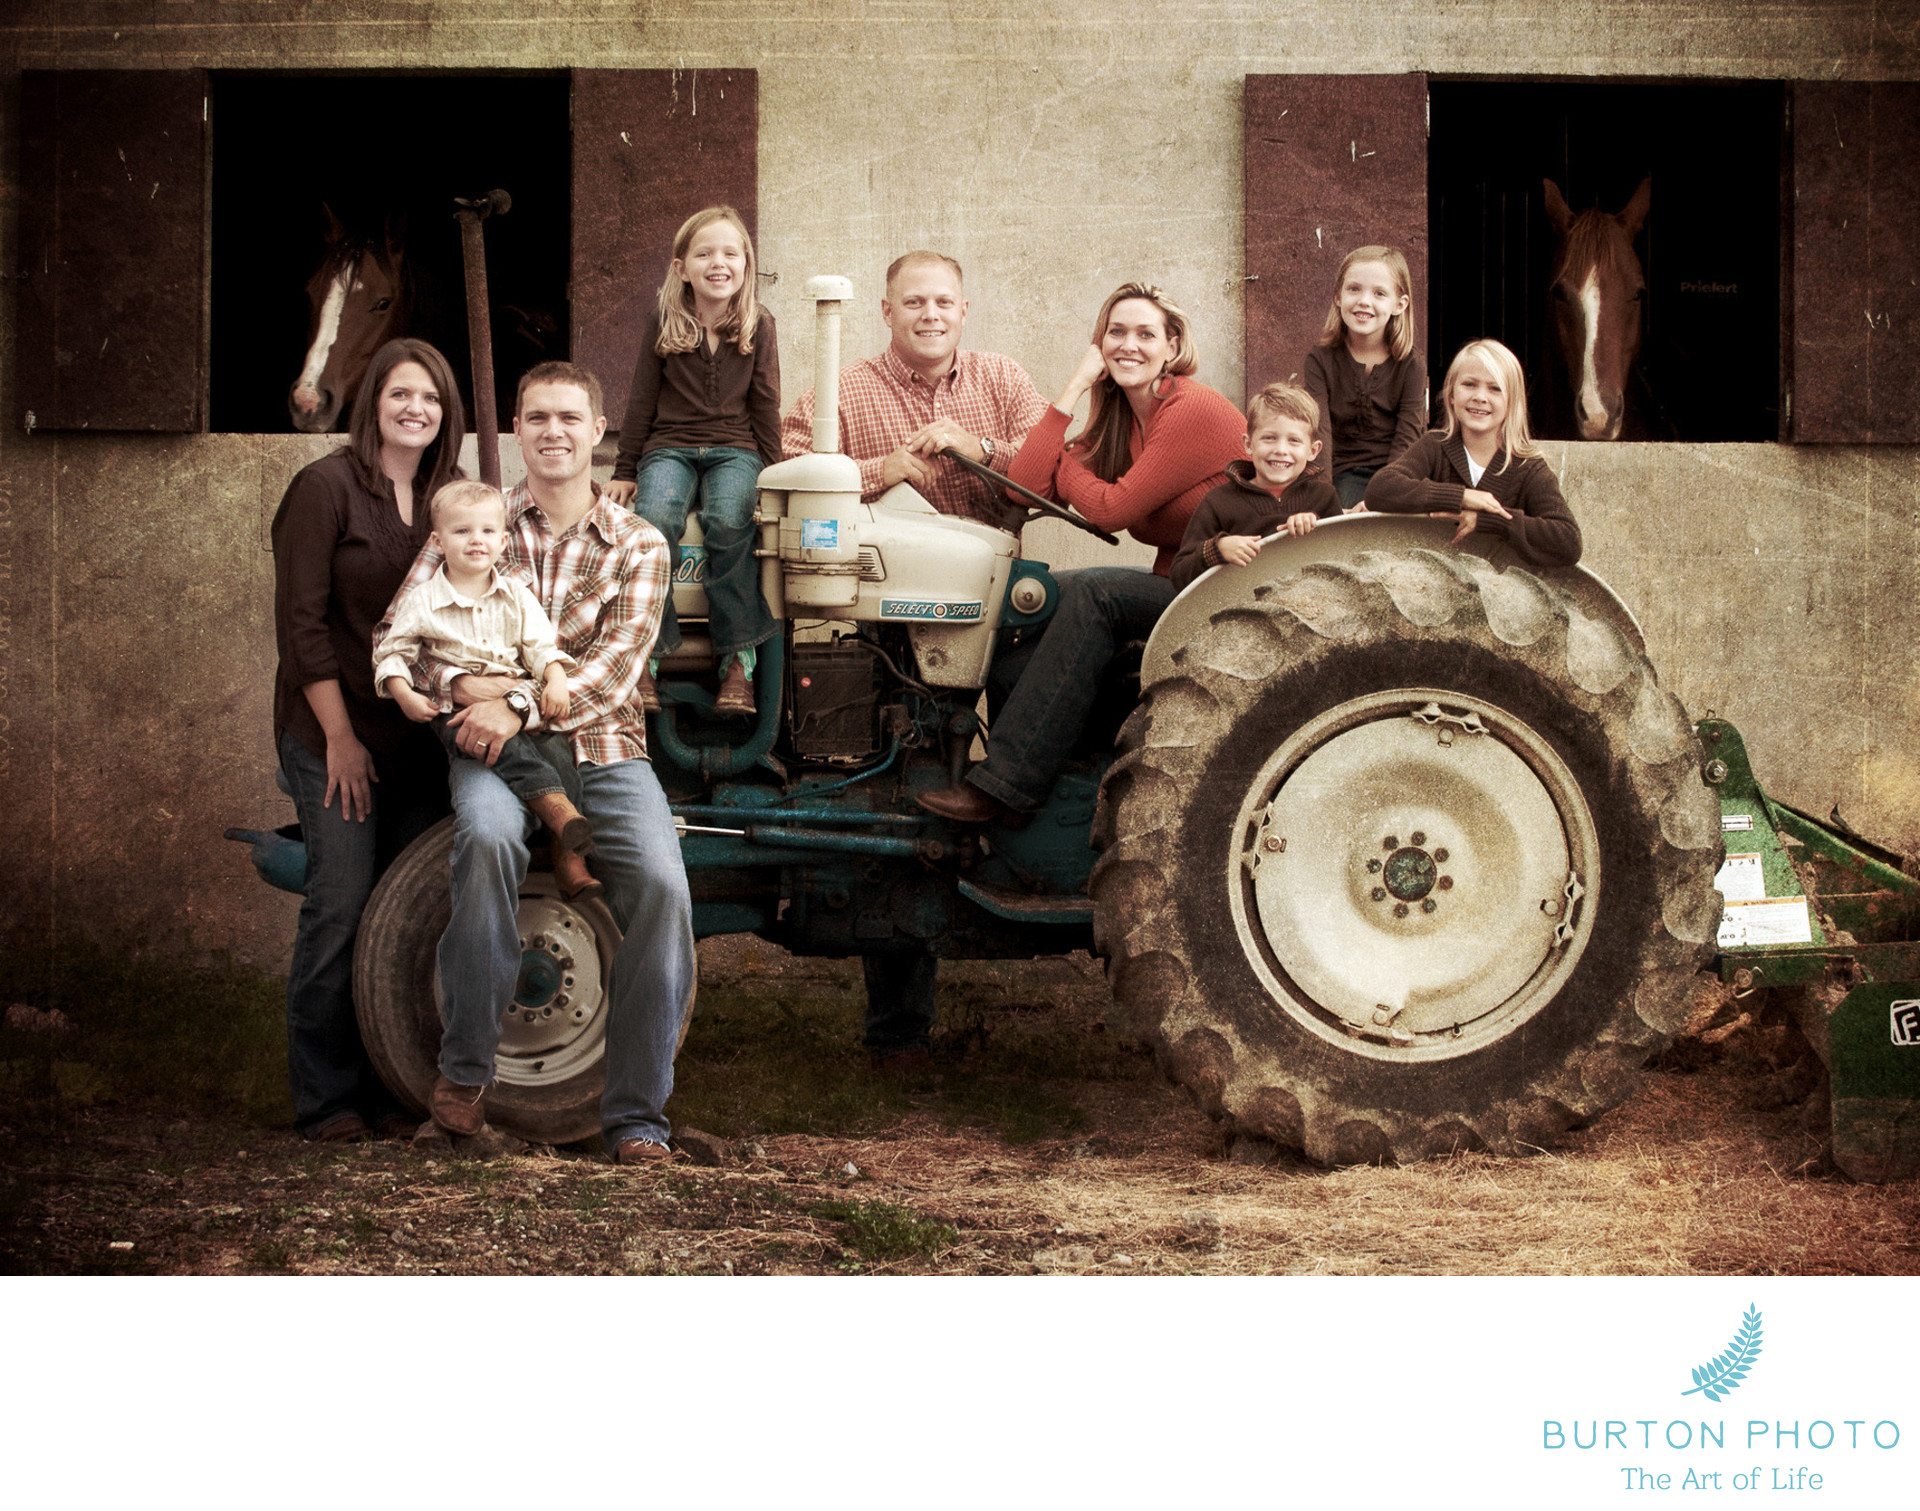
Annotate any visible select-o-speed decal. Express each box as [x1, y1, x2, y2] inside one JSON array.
[[879, 599, 984, 622]]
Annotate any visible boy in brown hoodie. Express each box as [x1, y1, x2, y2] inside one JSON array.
[[1170, 381, 1342, 592]]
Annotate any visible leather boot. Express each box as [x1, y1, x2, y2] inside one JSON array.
[[550, 845, 604, 901], [714, 659, 756, 716], [526, 792, 594, 857]]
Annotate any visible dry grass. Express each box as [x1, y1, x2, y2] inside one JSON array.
[[3, 944, 1916, 1276]]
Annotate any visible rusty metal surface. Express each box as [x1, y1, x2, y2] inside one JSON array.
[[1244, 74, 1428, 400], [17, 69, 208, 433], [570, 69, 759, 428], [1791, 81, 1920, 443]]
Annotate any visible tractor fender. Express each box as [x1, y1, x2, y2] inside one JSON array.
[[1144, 512, 1644, 681]]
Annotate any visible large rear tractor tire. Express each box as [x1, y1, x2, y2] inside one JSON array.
[[353, 818, 696, 1145], [1090, 548, 1723, 1164]]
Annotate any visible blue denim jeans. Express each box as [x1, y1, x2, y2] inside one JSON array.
[[631, 445, 776, 660], [1334, 467, 1376, 508], [278, 729, 449, 1135], [437, 753, 695, 1152], [967, 566, 1177, 812]]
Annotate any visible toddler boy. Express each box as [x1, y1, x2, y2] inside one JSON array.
[[375, 480, 600, 899], [1170, 382, 1342, 592]]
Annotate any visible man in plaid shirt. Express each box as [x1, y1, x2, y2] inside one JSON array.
[[374, 361, 693, 1163], [780, 251, 1050, 529], [780, 252, 1050, 1072]]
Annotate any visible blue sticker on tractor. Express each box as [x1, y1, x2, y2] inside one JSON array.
[[879, 599, 984, 622], [800, 518, 840, 550]]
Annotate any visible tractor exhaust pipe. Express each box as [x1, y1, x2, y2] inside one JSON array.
[[804, 275, 853, 453]]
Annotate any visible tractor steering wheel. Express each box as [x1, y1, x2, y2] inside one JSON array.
[[939, 447, 1120, 545]]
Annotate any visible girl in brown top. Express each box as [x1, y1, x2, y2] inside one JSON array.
[[1303, 245, 1429, 508], [270, 337, 464, 1141], [604, 206, 780, 717], [1363, 338, 1582, 569]]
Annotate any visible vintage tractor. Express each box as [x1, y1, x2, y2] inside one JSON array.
[[232, 276, 1920, 1173]]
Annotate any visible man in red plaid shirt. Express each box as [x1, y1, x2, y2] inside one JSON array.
[[780, 251, 1050, 529], [780, 252, 1050, 1072], [374, 361, 693, 1164]]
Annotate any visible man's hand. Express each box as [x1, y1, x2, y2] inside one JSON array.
[[451, 673, 518, 707], [880, 446, 936, 490], [445, 699, 524, 767], [906, 419, 984, 464], [602, 479, 638, 508], [1216, 534, 1262, 567]]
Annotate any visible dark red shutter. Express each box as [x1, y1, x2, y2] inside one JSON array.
[[1244, 74, 1428, 397], [17, 70, 209, 432], [1790, 81, 1920, 442], [571, 69, 759, 426]]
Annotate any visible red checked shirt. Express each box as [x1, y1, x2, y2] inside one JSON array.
[[780, 346, 1050, 528], [374, 481, 670, 766]]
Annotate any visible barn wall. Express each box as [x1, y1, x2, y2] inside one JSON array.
[[1, 3, 1915, 971]]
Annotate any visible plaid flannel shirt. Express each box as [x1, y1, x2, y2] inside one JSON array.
[[373, 481, 670, 766], [779, 346, 1050, 528]]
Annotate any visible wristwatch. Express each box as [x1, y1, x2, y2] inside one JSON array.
[[504, 688, 534, 726], [979, 435, 996, 464]]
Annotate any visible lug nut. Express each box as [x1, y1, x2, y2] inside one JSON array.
[[1393, 903, 1409, 919], [1383, 835, 1399, 850], [1262, 836, 1283, 853], [1422, 899, 1438, 914], [1434, 848, 1449, 863], [1411, 831, 1426, 846], [1371, 887, 1387, 902], [1367, 858, 1382, 874], [1438, 876, 1453, 890]]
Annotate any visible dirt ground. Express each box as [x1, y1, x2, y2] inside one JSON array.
[[3, 940, 1917, 1277]]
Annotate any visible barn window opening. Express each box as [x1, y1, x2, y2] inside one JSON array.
[[210, 72, 572, 434], [1428, 80, 1783, 444]]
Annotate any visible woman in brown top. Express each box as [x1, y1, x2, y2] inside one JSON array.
[[270, 337, 465, 1141]]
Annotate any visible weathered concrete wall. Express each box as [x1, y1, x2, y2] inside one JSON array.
[[2, 2, 1916, 971]]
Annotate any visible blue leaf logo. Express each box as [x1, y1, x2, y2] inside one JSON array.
[[1682, 1305, 1763, 1401]]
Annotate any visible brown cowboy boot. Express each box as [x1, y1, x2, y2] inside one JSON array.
[[526, 792, 604, 900], [525, 792, 595, 857], [714, 659, 756, 717], [549, 846, 604, 901]]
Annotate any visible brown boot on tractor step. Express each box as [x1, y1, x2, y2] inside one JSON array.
[[525, 792, 595, 857], [714, 660, 756, 717]]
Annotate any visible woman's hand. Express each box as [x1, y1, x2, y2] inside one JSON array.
[[325, 731, 379, 821], [1459, 487, 1512, 519], [603, 479, 638, 508], [1054, 344, 1110, 413]]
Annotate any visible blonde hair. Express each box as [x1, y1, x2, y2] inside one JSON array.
[[1317, 245, 1417, 363], [429, 478, 508, 528], [1073, 282, 1199, 483], [886, 250, 964, 290], [1440, 339, 1541, 471], [1247, 380, 1320, 437], [654, 206, 761, 356]]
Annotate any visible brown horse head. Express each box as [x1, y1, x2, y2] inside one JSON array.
[[1544, 177, 1650, 441], [287, 208, 411, 433]]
